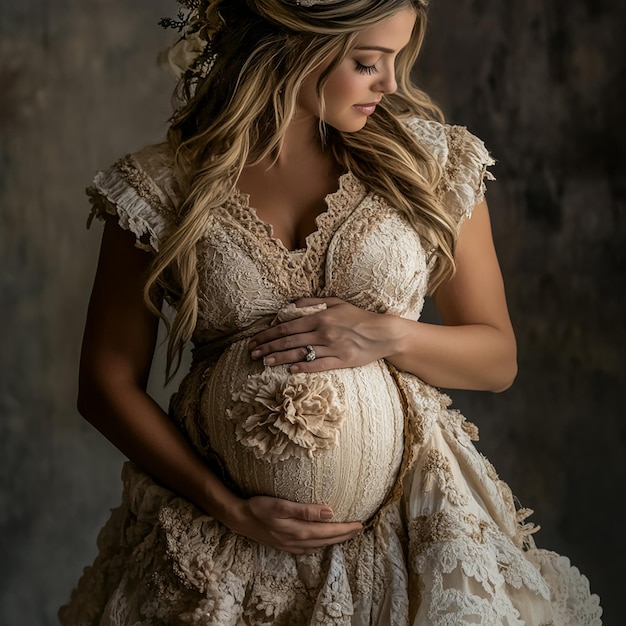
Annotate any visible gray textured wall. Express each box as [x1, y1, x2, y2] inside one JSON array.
[[1, 1, 623, 624]]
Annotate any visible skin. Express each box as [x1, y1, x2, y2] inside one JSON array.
[[236, 8, 415, 251], [79, 7, 516, 556], [296, 9, 412, 133]]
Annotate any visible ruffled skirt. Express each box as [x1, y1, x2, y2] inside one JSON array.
[[59, 373, 602, 625]]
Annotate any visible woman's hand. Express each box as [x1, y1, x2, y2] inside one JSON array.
[[248, 202, 517, 392], [249, 297, 397, 373], [226, 495, 363, 555]]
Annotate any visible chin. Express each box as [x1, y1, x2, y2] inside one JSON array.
[[328, 117, 369, 133]]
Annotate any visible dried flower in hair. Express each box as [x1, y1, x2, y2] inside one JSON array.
[[158, 33, 209, 79]]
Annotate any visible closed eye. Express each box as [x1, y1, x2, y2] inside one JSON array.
[[355, 61, 378, 75]]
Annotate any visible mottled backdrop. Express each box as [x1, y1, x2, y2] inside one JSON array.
[[0, 1, 623, 624]]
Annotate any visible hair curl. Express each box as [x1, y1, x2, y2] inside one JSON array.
[[146, 0, 456, 380]]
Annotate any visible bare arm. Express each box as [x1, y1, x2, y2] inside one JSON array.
[[79, 217, 362, 553], [249, 200, 517, 392], [78, 218, 239, 519], [385, 200, 517, 391]]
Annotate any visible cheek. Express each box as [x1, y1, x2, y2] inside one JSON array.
[[324, 71, 361, 108]]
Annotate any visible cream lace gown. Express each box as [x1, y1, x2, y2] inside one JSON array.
[[59, 118, 602, 625]]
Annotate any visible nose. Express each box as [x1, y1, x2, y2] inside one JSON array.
[[376, 69, 398, 95]]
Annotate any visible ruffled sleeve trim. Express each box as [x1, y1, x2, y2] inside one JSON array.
[[401, 117, 496, 228], [440, 125, 496, 226], [86, 144, 178, 253]]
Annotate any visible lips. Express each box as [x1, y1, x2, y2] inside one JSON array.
[[353, 101, 380, 115]]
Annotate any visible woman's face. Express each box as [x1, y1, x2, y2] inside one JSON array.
[[298, 8, 417, 133]]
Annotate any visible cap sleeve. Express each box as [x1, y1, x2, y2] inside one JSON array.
[[402, 117, 495, 228], [439, 125, 496, 226], [86, 142, 179, 253]]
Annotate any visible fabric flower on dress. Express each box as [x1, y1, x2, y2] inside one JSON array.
[[227, 368, 344, 462]]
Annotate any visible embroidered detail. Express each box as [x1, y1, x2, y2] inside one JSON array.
[[402, 118, 495, 227], [86, 143, 179, 253], [301, 172, 367, 295], [86, 171, 164, 253], [408, 510, 558, 624], [223, 171, 367, 299], [440, 125, 496, 224], [320, 195, 428, 316], [311, 547, 354, 625], [115, 154, 177, 223], [422, 449, 469, 506], [480, 452, 500, 481], [227, 368, 344, 462], [460, 417, 479, 441], [517, 507, 541, 549]]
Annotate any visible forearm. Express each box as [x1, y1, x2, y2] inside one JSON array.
[[385, 315, 517, 392], [77, 380, 364, 552], [77, 381, 240, 523]]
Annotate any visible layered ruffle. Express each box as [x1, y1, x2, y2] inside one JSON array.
[[60, 370, 602, 625], [402, 117, 496, 227], [86, 143, 177, 253]]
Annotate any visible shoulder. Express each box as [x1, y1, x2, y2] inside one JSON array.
[[401, 117, 496, 224], [86, 141, 181, 253]]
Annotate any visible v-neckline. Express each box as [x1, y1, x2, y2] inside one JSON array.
[[224, 170, 367, 298], [230, 171, 360, 255]]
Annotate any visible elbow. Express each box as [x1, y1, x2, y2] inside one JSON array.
[[77, 377, 105, 424], [490, 362, 517, 392], [489, 347, 518, 393], [77, 362, 145, 424], [77, 365, 118, 425]]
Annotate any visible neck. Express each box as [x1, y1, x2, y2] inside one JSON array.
[[273, 113, 325, 166], [247, 112, 340, 179]]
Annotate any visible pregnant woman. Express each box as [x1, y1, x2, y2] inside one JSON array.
[[60, 0, 602, 623]]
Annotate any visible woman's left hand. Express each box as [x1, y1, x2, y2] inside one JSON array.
[[249, 297, 398, 373]]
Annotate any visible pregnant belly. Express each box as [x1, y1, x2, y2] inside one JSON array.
[[199, 340, 404, 523]]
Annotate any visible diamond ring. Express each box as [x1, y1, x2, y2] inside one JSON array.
[[304, 345, 316, 362]]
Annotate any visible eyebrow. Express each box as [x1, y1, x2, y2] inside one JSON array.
[[354, 46, 395, 54]]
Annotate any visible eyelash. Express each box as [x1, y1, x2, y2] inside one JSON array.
[[355, 61, 378, 75]]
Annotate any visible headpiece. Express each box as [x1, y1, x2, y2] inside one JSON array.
[[159, 0, 428, 83], [158, 1, 219, 81], [159, 0, 346, 83]]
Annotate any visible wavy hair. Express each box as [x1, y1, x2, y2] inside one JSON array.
[[146, 0, 456, 379]]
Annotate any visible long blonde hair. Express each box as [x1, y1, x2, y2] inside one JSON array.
[[146, 0, 455, 379]]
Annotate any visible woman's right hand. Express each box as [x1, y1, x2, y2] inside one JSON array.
[[226, 495, 363, 555]]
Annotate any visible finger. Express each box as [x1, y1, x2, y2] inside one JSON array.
[[274, 501, 363, 532], [249, 319, 315, 351], [289, 356, 344, 374], [274, 500, 334, 522], [303, 527, 363, 545], [251, 333, 319, 361], [284, 527, 363, 551], [262, 344, 327, 366], [284, 529, 361, 555], [294, 297, 344, 308], [280, 519, 364, 541]]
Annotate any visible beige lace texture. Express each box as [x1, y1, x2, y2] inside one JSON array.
[[62, 118, 602, 625], [227, 304, 346, 462]]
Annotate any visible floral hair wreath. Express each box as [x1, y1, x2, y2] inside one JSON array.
[[158, 0, 429, 82], [158, 0, 345, 81], [158, 0, 220, 81]]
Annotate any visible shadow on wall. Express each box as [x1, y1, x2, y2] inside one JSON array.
[[419, 1, 625, 624]]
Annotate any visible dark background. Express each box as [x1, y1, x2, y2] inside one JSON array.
[[1, 1, 623, 624]]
